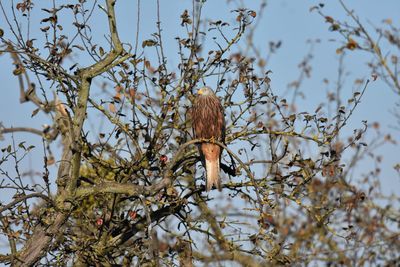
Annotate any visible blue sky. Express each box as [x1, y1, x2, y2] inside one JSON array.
[[1, 0, 399, 201]]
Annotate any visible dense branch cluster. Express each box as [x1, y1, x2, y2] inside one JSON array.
[[0, 0, 398, 266]]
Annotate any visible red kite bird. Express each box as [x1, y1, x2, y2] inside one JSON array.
[[192, 86, 225, 191]]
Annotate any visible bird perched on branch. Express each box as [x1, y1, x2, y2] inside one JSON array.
[[191, 86, 225, 191]]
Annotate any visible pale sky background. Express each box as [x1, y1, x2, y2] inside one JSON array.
[[0, 0, 399, 241]]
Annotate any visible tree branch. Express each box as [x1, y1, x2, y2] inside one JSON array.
[[14, 1, 126, 265], [0, 193, 51, 215]]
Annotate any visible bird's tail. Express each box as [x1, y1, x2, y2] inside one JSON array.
[[205, 157, 221, 191], [201, 143, 222, 192], [202, 143, 222, 192]]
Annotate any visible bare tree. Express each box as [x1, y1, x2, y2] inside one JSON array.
[[0, 0, 398, 266]]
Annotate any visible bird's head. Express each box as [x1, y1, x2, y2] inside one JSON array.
[[197, 86, 214, 96]]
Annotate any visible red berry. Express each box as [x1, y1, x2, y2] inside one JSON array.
[[128, 210, 137, 220], [96, 218, 103, 226], [160, 155, 168, 164]]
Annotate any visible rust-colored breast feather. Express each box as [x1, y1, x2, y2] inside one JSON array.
[[192, 95, 225, 140], [192, 93, 225, 191]]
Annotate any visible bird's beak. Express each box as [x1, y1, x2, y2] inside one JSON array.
[[197, 88, 204, 95]]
